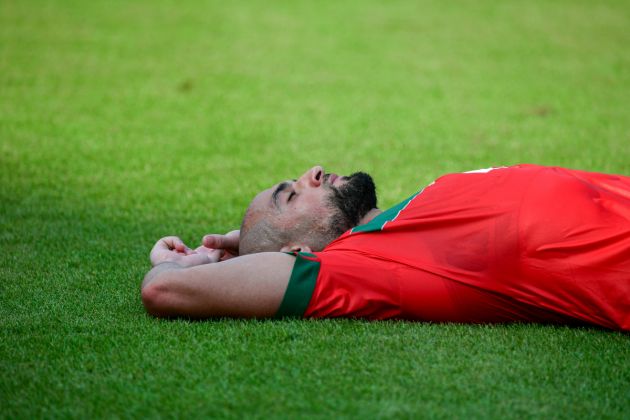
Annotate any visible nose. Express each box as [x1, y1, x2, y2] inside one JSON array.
[[297, 165, 325, 189]]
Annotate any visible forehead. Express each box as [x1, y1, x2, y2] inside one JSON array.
[[250, 184, 279, 213], [242, 187, 274, 228]]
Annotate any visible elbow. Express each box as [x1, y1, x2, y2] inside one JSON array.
[[141, 275, 172, 318]]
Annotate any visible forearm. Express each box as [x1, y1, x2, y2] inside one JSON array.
[[140, 252, 294, 319], [142, 262, 183, 290]]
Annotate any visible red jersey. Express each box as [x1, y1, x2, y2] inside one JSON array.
[[274, 164, 630, 331]]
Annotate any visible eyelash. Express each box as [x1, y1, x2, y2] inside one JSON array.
[[288, 192, 296, 202]]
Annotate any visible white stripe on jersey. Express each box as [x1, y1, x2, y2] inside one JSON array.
[[463, 166, 507, 174]]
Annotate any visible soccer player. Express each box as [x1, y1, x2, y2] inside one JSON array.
[[141, 164, 630, 331]]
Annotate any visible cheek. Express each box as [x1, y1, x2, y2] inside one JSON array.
[[289, 197, 330, 222], [301, 193, 329, 211]]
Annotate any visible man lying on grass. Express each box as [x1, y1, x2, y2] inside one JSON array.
[[142, 164, 630, 332]]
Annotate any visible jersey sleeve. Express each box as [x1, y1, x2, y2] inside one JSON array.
[[274, 252, 321, 318], [274, 251, 403, 319]]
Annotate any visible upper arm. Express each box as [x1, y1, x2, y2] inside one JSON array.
[[142, 252, 295, 319]]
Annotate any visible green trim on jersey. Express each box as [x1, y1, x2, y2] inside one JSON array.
[[276, 191, 421, 317], [351, 191, 421, 234], [275, 252, 320, 318]]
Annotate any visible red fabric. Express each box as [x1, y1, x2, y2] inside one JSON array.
[[303, 165, 630, 331]]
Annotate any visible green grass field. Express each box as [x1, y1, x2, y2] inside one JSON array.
[[1, 0, 629, 417]]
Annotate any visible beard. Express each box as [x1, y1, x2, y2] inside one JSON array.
[[325, 172, 378, 236]]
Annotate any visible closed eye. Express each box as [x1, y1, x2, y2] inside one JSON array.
[[287, 192, 296, 202]]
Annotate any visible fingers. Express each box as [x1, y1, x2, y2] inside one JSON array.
[[151, 235, 231, 267], [172, 237, 188, 253], [206, 248, 223, 263], [202, 234, 224, 249], [159, 236, 193, 253], [194, 245, 224, 257], [159, 236, 182, 250], [203, 232, 239, 250], [150, 237, 193, 266], [181, 248, 223, 266]]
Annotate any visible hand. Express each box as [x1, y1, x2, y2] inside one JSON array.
[[150, 236, 222, 268], [202, 230, 240, 261]]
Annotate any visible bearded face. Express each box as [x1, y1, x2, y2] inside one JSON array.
[[239, 168, 378, 255], [325, 171, 378, 236]]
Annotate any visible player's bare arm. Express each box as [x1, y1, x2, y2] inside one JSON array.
[[141, 236, 293, 318]]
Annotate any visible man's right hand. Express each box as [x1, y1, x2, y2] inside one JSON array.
[[202, 230, 240, 261], [150, 236, 222, 268]]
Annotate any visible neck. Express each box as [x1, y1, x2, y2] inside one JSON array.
[[357, 208, 382, 226]]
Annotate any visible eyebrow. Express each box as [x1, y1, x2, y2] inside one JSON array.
[[271, 181, 291, 208]]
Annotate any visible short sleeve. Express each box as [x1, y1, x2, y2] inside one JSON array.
[[282, 250, 403, 320], [274, 252, 321, 318]]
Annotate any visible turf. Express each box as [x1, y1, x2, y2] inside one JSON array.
[[1, 0, 629, 417]]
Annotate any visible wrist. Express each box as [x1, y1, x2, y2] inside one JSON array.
[[155, 261, 184, 269], [142, 261, 183, 289]]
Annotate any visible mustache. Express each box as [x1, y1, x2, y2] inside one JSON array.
[[324, 172, 366, 187]]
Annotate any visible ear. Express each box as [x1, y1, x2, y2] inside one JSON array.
[[280, 244, 312, 253]]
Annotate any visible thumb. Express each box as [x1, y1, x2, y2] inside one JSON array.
[[203, 234, 237, 250]]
